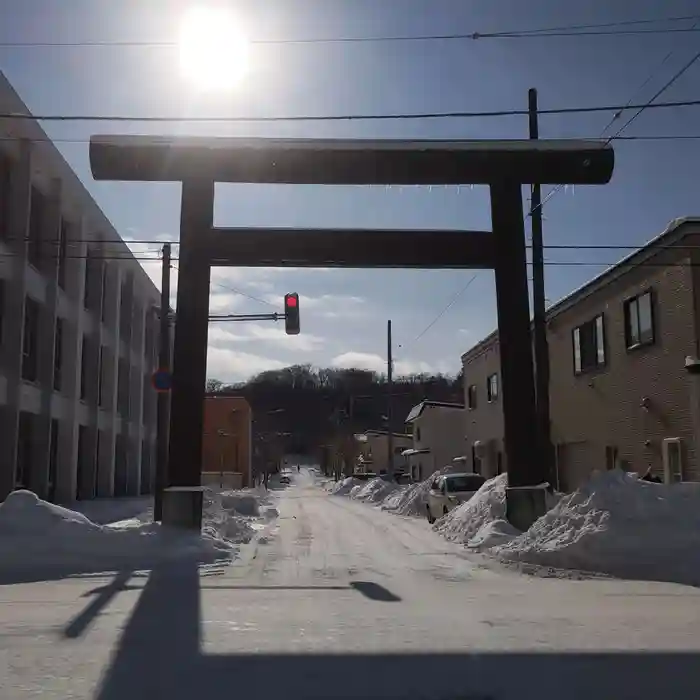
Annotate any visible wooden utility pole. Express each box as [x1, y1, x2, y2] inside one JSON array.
[[154, 242, 171, 520], [528, 88, 554, 487], [387, 319, 394, 479]]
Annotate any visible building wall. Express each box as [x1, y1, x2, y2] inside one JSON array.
[[461, 224, 700, 491], [358, 432, 412, 474], [409, 406, 467, 480], [548, 236, 700, 488], [0, 71, 160, 503], [202, 395, 252, 487], [462, 339, 505, 478]]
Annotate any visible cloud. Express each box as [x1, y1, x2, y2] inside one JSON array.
[[330, 351, 440, 376], [207, 346, 285, 382], [261, 292, 369, 319], [208, 323, 325, 352]]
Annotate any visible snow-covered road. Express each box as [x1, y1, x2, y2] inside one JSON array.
[[2, 469, 700, 699]]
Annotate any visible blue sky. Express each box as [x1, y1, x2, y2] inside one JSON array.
[[2, 0, 700, 382]]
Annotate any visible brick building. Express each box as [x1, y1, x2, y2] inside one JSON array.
[[202, 395, 253, 488], [462, 217, 700, 490]]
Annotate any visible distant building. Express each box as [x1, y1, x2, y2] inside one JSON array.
[[202, 395, 253, 488], [354, 430, 412, 475], [403, 400, 466, 482], [0, 71, 160, 503], [462, 217, 700, 490]]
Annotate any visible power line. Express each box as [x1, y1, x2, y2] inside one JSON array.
[[2, 14, 699, 47], [2, 97, 700, 124], [412, 273, 479, 343]]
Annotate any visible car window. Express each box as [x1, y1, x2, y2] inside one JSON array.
[[445, 475, 486, 492], [430, 478, 441, 491]]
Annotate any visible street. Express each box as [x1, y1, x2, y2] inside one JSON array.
[[2, 469, 700, 699]]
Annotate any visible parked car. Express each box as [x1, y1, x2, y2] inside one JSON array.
[[426, 472, 486, 524]]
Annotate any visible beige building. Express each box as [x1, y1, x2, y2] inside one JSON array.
[[462, 217, 700, 490], [404, 400, 466, 482], [354, 430, 412, 475]]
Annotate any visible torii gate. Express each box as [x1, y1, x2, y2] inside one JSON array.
[[89, 136, 614, 530]]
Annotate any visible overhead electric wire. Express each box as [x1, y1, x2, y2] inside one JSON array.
[[2, 97, 700, 124], [1, 14, 699, 47]]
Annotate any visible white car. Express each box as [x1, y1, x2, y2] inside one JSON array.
[[426, 472, 486, 524]]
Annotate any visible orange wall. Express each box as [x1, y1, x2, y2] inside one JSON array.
[[202, 395, 252, 487]]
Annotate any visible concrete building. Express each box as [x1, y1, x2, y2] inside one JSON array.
[[403, 400, 466, 482], [462, 217, 700, 490], [202, 395, 253, 488], [354, 430, 412, 475], [0, 71, 161, 503]]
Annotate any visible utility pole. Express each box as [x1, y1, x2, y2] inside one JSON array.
[[528, 88, 554, 488], [386, 319, 394, 480], [154, 242, 171, 521]]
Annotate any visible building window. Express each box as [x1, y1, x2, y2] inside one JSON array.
[[0, 152, 10, 241], [57, 219, 68, 290], [84, 248, 95, 309], [28, 186, 45, 269], [624, 290, 654, 349], [467, 384, 477, 409], [100, 261, 107, 322], [54, 317, 63, 391], [80, 337, 87, 401], [0, 278, 5, 348], [573, 313, 606, 375], [16, 412, 33, 488], [415, 426, 421, 441], [118, 357, 130, 417], [48, 419, 59, 502], [486, 373, 499, 402], [98, 346, 104, 407], [22, 297, 40, 382]]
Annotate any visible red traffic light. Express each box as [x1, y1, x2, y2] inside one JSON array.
[[284, 293, 300, 335]]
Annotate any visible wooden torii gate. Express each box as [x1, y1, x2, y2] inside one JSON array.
[[89, 136, 614, 530]]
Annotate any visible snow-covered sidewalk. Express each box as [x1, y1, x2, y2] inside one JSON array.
[[0, 485, 279, 583], [326, 469, 700, 587]]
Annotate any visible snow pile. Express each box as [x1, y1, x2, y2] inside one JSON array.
[[202, 487, 279, 544], [493, 469, 700, 585], [329, 477, 362, 496], [467, 518, 521, 551], [381, 466, 456, 517], [0, 490, 235, 581], [433, 474, 508, 545], [351, 477, 401, 504]]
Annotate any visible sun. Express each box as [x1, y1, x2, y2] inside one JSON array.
[[178, 6, 249, 91]]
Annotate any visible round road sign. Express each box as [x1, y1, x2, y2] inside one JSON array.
[[151, 369, 172, 392]]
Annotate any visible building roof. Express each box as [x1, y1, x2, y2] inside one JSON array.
[[405, 400, 465, 423], [461, 216, 700, 363]]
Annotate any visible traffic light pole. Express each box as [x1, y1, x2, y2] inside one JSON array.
[[154, 242, 171, 521], [387, 319, 394, 480]]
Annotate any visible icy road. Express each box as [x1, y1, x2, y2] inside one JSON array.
[[2, 468, 700, 700]]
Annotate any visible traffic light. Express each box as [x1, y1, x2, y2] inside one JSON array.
[[284, 293, 300, 335]]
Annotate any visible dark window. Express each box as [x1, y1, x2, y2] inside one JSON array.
[[100, 261, 107, 321], [48, 419, 59, 502], [415, 426, 421, 441], [84, 248, 96, 309], [22, 298, 39, 382], [76, 425, 86, 499], [16, 412, 33, 488], [28, 186, 45, 269], [467, 384, 477, 409], [57, 219, 68, 289], [0, 152, 10, 240], [573, 314, 606, 374], [624, 290, 654, 349], [486, 373, 499, 402], [98, 346, 104, 407], [80, 337, 87, 401], [118, 357, 130, 417], [0, 278, 5, 348], [445, 474, 486, 493], [53, 317, 63, 391]]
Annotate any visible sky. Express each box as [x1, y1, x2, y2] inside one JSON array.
[[1, 0, 700, 383]]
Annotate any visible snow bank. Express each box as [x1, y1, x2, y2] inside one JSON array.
[[381, 466, 456, 517], [433, 474, 508, 544], [0, 485, 279, 582], [352, 477, 401, 504], [0, 490, 235, 581], [493, 469, 700, 586], [329, 477, 362, 496]]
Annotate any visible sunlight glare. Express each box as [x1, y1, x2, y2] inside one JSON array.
[[178, 6, 249, 90]]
